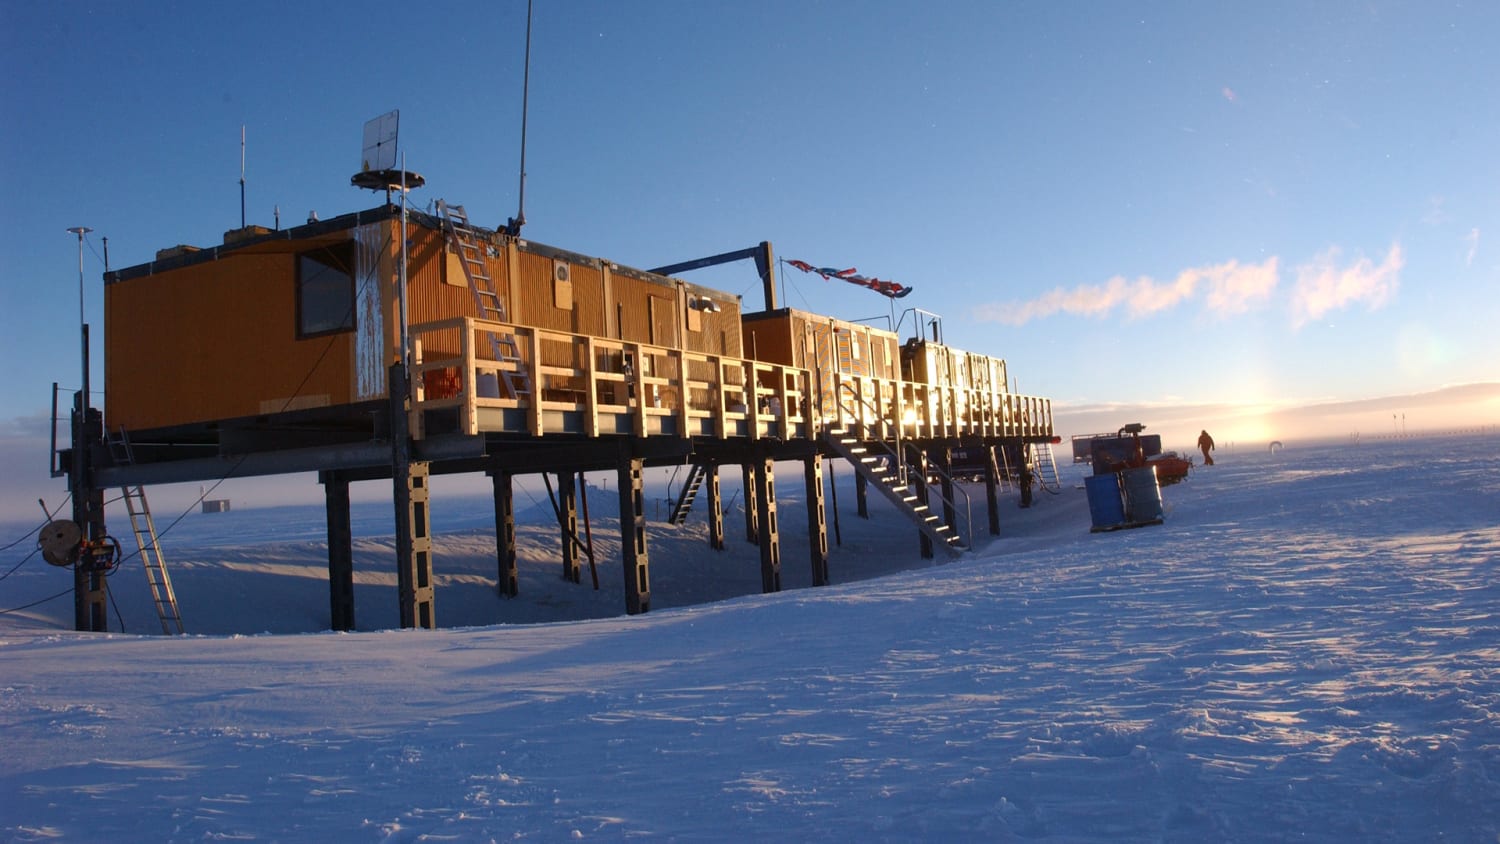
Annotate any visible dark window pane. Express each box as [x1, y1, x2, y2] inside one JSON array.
[[298, 244, 355, 337]]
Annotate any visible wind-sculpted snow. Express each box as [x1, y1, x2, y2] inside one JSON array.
[[1, 436, 1496, 840]]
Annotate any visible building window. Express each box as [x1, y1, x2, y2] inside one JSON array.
[[297, 243, 355, 337]]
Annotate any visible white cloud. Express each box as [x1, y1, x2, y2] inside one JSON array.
[[1289, 243, 1403, 329], [1464, 227, 1479, 267], [977, 257, 1279, 327], [1198, 258, 1280, 316], [979, 245, 1402, 331]]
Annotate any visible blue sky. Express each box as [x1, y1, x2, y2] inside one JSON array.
[[2, 0, 1496, 462]]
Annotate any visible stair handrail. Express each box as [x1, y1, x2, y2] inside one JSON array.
[[827, 376, 973, 551], [835, 375, 905, 484], [904, 440, 974, 551], [666, 462, 684, 502]]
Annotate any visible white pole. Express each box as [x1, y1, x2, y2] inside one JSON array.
[[398, 155, 410, 374], [67, 226, 92, 403]]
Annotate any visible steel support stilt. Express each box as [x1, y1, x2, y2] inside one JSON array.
[[491, 467, 518, 597], [754, 456, 781, 593], [393, 460, 434, 628], [559, 472, 580, 584], [390, 363, 434, 629], [618, 452, 651, 614], [70, 395, 107, 632], [984, 444, 1001, 537], [804, 455, 829, 586], [706, 464, 725, 551], [321, 470, 355, 631], [855, 470, 869, 519], [742, 462, 759, 545]]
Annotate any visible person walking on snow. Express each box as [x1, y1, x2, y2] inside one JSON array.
[[1198, 430, 1216, 466]]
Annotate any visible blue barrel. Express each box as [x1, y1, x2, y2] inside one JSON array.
[[1121, 465, 1164, 524], [1086, 473, 1125, 531]]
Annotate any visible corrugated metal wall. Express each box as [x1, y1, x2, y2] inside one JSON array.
[[353, 221, 392, 399], [110, 213, 979, 435], [105, 246, 361, 431], [742, 314, 795, 366]]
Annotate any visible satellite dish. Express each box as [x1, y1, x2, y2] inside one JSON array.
[[38, 520, 82, 567]]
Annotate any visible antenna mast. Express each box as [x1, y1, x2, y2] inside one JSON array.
[[67, 226, 93, 404], [239, 125, 247, 229], [508, 0, 534, 236]]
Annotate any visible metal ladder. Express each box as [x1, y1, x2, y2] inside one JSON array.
[[107, 430, 184, 634], [435, 200, 531, 399], [667, 463, 711, 525]]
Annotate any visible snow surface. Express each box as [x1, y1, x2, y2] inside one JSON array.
[[2, 436, 1497, 841]]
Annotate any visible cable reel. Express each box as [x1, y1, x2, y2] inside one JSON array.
[[38, 520, 81, 567], [36, 521, 121, 572]]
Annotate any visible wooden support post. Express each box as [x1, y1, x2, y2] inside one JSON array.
[[706, 463, 725, 551], [618, 452, 651, 614], [914, 448, 934, 560], [559, 472, 581, 584], [742, 462, 759, 545], [491, 467, 519, 597], [984, 444, 1001, 537], [855, 470, 869, 519], [322, 470, 355, 631], [804, 455, 829, 586], [70, 396, 107, 632], [390, 363, 435, 629], [754, 455, 781, 593]]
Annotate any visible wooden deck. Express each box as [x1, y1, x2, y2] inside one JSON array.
[[409, 317, 1053, 444]]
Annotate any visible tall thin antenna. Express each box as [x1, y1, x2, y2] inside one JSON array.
[[239, 125, 247, 229], [508, 0, 534, 235]]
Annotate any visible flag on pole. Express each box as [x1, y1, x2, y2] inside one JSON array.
[[787, 259, 912, 299]]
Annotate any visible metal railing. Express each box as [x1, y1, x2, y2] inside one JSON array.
[[827, 380, 975, 550]]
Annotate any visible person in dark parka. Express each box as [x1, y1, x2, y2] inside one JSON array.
[[1198, 430, 1216, 466]]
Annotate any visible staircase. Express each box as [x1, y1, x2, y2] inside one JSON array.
[[822, 429, 966, 554], [435, 200, 531, 399], [107, 430, 184, 635], [667, 462, 711, 525], [1032, 441, 1061, 492]]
